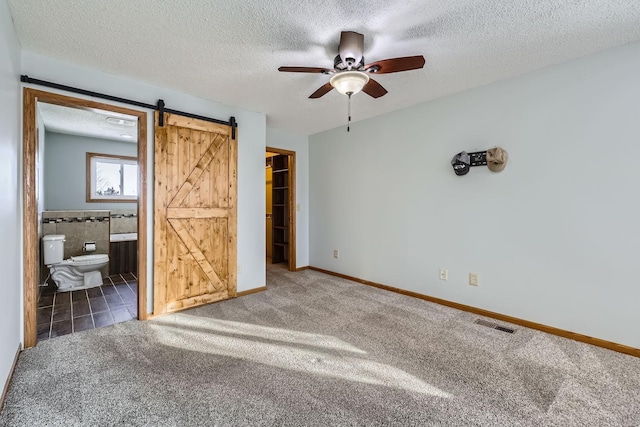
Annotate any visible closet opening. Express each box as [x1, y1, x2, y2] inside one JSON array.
[[265, 148, 296, 272]]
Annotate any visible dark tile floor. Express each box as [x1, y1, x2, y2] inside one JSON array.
[[37, 273, 138, 341]]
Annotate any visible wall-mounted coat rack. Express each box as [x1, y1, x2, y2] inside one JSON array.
[[468, 151, 487, 167], [451, 147, 508, 175]]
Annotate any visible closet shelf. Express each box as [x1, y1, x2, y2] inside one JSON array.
[[271, 154, 290, 265]]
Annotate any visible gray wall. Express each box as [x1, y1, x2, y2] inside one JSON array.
[[44, 131, 138, 210], [0, 0, 23, 402], [309, 40, 640, 349]]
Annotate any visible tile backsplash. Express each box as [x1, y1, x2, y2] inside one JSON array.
[[110, 209, 137, 234]]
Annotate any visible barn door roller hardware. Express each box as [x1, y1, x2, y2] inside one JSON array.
[[20, 75, 237, 132], [157, 99, 165, 127], [230, 117, 237, 140]]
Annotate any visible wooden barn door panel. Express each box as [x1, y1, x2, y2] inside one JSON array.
[[154, 112, 237, 315]]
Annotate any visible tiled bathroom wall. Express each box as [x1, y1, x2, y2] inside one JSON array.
[[110, 209, 137, 234], [41, 210, 110, 283]]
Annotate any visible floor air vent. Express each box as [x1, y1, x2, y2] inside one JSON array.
[[474, 319, 515, 334]]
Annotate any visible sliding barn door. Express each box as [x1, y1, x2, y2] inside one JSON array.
[[154, 112, 237, 315]]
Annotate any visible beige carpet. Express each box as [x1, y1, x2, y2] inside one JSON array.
[[1, 265, 639, 426]]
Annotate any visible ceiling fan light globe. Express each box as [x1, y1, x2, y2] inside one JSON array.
[[330, 71, 370, 96]]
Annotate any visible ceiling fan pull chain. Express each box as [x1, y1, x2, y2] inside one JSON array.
[[347, 93, 352, 132]]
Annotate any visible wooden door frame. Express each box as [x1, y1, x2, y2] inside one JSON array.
[[265, 147, 296, 271], [22, 88, 149, 348]]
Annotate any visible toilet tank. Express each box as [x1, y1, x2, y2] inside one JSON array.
[[43, 234, 66, 265]]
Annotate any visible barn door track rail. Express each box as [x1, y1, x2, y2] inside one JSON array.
[[21, 75, 237, 139]]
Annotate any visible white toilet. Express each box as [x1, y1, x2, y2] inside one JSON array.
[[43, 234, 109, 291]]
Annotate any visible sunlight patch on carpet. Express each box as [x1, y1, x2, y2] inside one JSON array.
[[151, 315, 452, 398], [155, 314, 367, 354]]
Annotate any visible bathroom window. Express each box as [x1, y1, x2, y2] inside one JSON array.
[[87, 153, 138, 202]]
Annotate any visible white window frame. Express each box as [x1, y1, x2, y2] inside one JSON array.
[[86, 152, 138, 202]]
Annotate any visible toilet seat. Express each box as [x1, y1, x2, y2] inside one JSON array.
[[59, 254, 109, 266], [69, 254, 109, 265]]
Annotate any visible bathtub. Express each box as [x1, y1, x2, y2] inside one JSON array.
[[110, 232, 138, 242], [109, 233, 138, 275]]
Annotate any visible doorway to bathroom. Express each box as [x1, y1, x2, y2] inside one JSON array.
[[265, 147, 296, 272], [23, 89, 148, 348]]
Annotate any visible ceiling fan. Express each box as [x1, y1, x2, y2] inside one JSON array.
[[278, 31, 426, 100]]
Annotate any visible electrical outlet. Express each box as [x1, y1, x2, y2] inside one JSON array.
[[238, 264, 242, 274], [469, 273, 478, 286], [296, 204, 301, 211], [439, 269, 448, 280], [333, 250, 339, 259]]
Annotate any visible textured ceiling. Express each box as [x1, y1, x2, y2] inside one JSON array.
[[9, 0, 640, 135], [38, 102, 138, 143]]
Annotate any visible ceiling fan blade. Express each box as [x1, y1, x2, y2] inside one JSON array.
[[278, 66, 332, 73], [339, 31, 364, 68], [362, 78, 388, 98], [309, 82, 334, 99], [365, 55, 426, 74]]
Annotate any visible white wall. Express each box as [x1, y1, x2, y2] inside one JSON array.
[[22, 51, 268, 310], [0, 0, 22, 400], [266, 127, 309, 268], [309, 41, 640, 349], [44, 131, 138, 210]]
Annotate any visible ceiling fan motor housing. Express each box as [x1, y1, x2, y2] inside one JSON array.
[[334, 55, 365, 71]]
